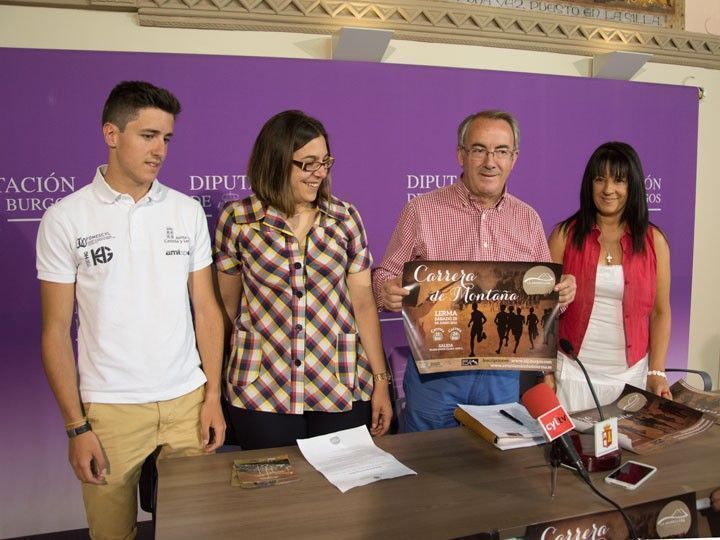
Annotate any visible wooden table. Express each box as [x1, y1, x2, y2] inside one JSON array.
[[156, 425, 720, 539]]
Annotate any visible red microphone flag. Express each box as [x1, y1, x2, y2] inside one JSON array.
[[521, 383, 575, 441]]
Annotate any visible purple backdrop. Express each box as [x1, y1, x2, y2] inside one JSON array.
[[0, 48, 697, 537]]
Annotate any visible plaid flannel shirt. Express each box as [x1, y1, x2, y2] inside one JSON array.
[[215, 194, 374, 414]]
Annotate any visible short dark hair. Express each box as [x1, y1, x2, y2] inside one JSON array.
[[248, 110, 331, 216], [561, 141, 650, 253], [457, 110, 520, 150], [102, 81, 181, 130]]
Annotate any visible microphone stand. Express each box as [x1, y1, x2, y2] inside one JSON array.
[[549, 441, 562, 498]]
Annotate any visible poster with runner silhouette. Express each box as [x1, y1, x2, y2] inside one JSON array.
[[401, 260, 562, 374]]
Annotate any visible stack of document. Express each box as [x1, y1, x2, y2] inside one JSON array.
[[454, 403, 546, 450]]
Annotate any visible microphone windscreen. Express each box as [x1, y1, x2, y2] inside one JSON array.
[[559, 338, 574, 356], [521, 383, 560, 419]]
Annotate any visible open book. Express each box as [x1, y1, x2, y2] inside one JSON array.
[[669, 379, 720, 424], [571, 384, 715, 455], [454, 403, 546, 450]]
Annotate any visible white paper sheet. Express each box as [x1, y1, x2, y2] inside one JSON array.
[[296, 425, 416, 492]]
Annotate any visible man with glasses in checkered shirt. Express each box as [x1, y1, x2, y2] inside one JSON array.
[[372, 110, 576, 432]]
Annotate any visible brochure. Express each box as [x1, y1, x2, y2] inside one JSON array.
[[669, 379, 720, 424], [571, 384, 715, 454], [231, 454, 300, 489]]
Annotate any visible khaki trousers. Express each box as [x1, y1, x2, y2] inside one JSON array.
[[82, 385, 205, 540]]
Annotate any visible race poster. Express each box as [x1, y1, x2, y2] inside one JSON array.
[[401, 261, 562, 374]]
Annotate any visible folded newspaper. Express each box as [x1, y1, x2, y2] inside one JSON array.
[[571, 384, 715, 455]]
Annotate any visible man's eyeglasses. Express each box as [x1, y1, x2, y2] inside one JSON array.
[[292, 157, 335, 172], [462, 146, 516, 162]]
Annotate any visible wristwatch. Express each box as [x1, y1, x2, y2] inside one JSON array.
[[373, 372, 393, 383], [66, 421, 92, 439]]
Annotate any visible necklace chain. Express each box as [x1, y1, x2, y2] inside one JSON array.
[[600, 226, 621, 266]]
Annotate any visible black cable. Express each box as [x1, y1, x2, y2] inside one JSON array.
[[555, 442, 637, 539], [559, 339, 605, 421], [578, 470, 638, 540], [572, 359, 605, 421]]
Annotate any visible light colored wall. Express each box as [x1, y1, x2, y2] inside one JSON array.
[[1, 3, 719, 536], [684, 0, 720, 34]]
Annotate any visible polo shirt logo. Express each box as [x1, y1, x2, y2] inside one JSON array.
[[164, 226, 190, 245], [76, 231, 113, 249], [89, 246, 113, 266]]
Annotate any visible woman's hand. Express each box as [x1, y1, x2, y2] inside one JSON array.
[[646, 373, 672, 399], [555, 274, 576, 307], [370, 381, 393, 436]]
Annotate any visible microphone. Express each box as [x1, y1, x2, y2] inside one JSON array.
[[521, 383, 590, 482], [559, 339, 604, 420]]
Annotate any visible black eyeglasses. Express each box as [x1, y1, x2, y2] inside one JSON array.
[[292, 157, 335, 172], [461, 146, 516, 162]]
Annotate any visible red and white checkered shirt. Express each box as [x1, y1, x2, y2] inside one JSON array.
[[215, 194, 374, 414], [372, 180, 552, 309]]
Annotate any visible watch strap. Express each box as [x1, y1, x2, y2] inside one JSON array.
[[66, 421, 92, 439]]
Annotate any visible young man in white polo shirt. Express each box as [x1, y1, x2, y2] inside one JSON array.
[[36, 81, 225, 539]]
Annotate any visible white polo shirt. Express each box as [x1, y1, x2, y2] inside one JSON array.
[[36, 166, 209, 403]]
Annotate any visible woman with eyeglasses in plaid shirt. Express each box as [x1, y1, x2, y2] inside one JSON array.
[[213, 110, 393, 449]]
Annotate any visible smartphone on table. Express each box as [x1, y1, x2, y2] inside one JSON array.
[[604, 460, 657, 490]]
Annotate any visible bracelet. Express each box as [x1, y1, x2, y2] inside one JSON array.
[[647, 370, 667, 378], [373, 372, 393, 383], [66, 421, 92, 439], [64, 417, 88, 429]]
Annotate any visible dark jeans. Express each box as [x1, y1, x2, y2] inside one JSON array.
[[225, 400, 372, 450]]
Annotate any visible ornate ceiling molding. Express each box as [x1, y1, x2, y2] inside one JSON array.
[[3, 0, 720, 69]]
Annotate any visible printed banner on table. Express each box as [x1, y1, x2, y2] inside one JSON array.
[[525, 492, 699, 539], [401, 261, 561, 374]]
